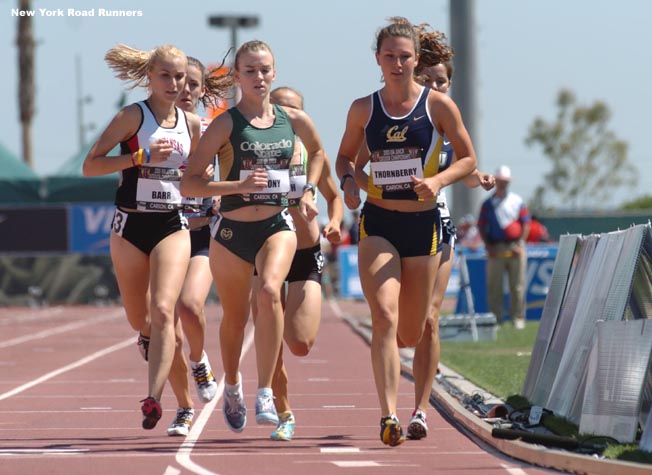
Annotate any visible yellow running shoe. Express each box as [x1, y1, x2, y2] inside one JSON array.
[[380, 415, 405, 446], [271, 411, 295, 441]]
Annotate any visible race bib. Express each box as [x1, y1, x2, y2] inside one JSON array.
[[370, 157, 424, 185], [112, 208, 128, 235], [136, 167, 183, 211], [239, 168, 290, 193], [239, 168, 290, 203], [287, 164, 307, 206], [182, 196, 204, 216]]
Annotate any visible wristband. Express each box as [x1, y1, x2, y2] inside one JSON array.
[[340, 173, 353, 191], [303, 182, 316, 196], [144, 148, 151, 164], [137, 148, 144, 166]]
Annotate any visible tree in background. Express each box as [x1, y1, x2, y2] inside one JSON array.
[[622, 194, 652, 210], [17, 0, 35, 168], [525, 89, 637, 210]]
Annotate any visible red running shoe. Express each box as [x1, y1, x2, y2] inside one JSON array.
[[141, 397, 162, 430]]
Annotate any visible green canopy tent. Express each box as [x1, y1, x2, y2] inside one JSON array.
[[0, 142, 43, 204], [46, 93, 130, 203], [45, 138, 120, 203]]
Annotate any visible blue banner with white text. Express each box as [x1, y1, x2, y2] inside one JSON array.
[[69, 204, 114, 255]]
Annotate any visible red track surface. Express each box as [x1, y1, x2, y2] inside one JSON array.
[[0, 301, 560, 474]]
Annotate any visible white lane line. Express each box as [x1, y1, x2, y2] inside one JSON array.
[[0, 307, 65, 325], [163, 466, 181, 475], [0, 310, 123, 349], [0, 337, 134, 401], [500, 464, 529, 475], [320, 447, 360, 453], [0, 448, 88, 455], [328, 299, 344, 319], [332, 461, 381, 467], [173, 326, 255, 475]]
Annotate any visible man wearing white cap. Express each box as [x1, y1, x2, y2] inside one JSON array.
[[477, 165, 531, 329]]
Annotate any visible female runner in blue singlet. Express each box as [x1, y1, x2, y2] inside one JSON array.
[[335, 17, 478, 446]]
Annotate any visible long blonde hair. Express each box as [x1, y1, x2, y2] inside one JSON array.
[[104, 44, 186, 89]]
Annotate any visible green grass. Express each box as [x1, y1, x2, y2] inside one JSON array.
[[439, 321, 539, 399], [603, 444, 652, 464]]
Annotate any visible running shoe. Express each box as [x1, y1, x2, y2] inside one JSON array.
[[407, 409, 428, 440], [223, 378, 247, 432], [137, 333, 150, 361], [271, 411, 296, 441], [380, 414, 405, 447], [191, 352, 218, 403], [140, 396, 162, 430], [255, 389, 279, 426], [167, 407, 194, 437]]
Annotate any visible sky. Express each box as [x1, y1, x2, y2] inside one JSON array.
[[1, 0, 651, 217]]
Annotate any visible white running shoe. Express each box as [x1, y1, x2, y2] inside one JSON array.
[[255, 389, 278, 425], [191, 352, 218, 403], [407, 409, 428, 440], [167, 407, 194, 437], [223, 374, 247, 432]]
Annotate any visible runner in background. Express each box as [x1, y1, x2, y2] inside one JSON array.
[[166, 56, 233, 436], [405, 23, 494, 440], [249, 86, 342, 441]]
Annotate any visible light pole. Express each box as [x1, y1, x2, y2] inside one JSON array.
[[208, 14, 260, 63], [449, 0, 481, 220], [76, 55, 93, 151], [208, 15, 259, 107]]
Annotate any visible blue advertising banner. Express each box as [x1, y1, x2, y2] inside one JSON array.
[[337, 246, 363, 298], [69, 204, 114, 255], [337, 243, 558, 320], [455, 244, 558, 320]]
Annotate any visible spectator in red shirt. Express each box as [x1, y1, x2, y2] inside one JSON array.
[[478, 165, 531, 329]]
